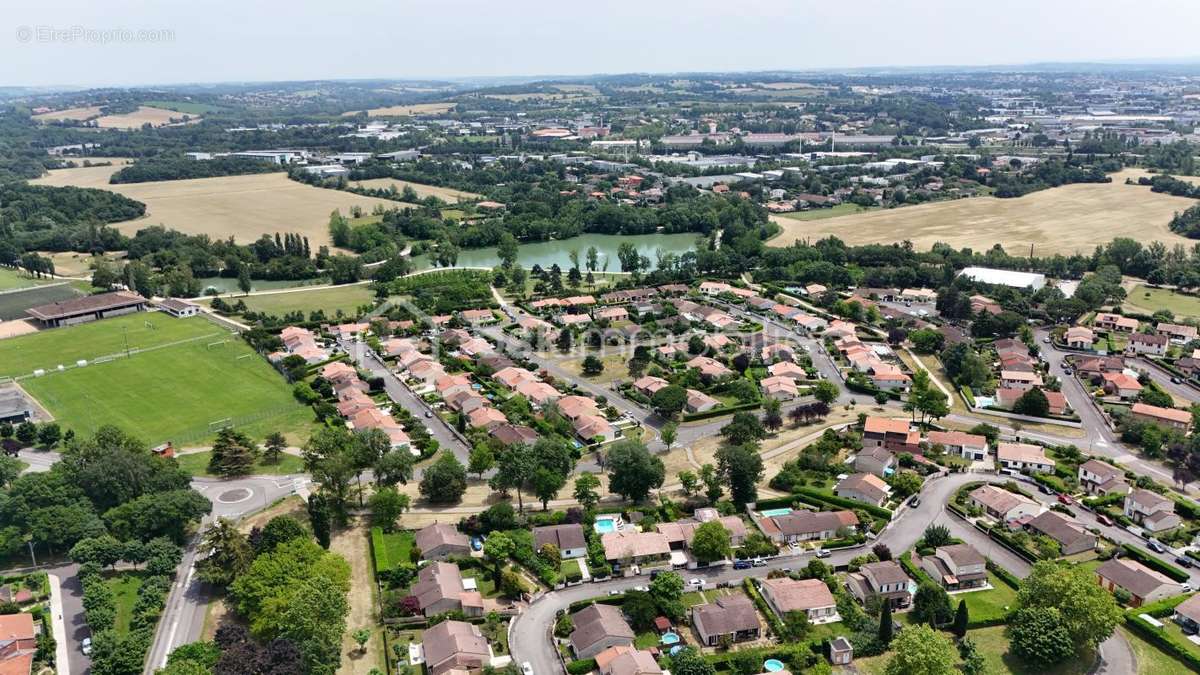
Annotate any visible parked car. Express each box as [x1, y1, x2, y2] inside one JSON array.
[[1038, 484, 1054, 495], [81, 637, 93, 655], [633, 585, 649, 592], [471, 537, 483, 551], [522, 663, 534, 675], [1176, 556, 1194, 569], [733, 560, 751, 570], [688, 578, 704, 589], [1148, 540, 1166, 554], [1172, 376, 1182, 384], [908, 496, 921, 507], [608, 589, 622, 596], [751, 558, 767, 567], [1097, 514, 1114, 527], [815, 549, 831, 559], [1057, 494, 1074, 505], [1185, 583, 1194, 593], [424, 411, 433, 418]]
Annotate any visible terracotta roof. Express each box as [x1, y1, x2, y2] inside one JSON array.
[[863, 417, 910, 435], [1131, 402, 1192, 425], [997, 442, 1052, 466]]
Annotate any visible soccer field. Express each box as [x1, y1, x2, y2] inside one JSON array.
[[0, 313, 221, 379], [21, 332, 313, 445]]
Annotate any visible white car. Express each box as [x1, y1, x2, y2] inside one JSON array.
[[688, 578, 704, 589], [81, 637, 93, 655], [522, 662, 534, 675], [633, 585, 649, 592], [815, 549, 831, 559]]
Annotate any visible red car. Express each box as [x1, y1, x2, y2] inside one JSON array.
[[1097, 515, 1114, 527], [1057, 494, 1074, 505]]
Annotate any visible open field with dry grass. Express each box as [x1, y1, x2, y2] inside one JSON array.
[[347, 102, 457, 117], [39, 251, 127, 277], [32, 105, 103, 122], [32, 168, 398, 247], [770, 169, 1199, 255], [94, 105, 202, 129], [351, 177, 480, 203]]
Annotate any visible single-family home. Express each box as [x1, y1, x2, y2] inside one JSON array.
[[919, 544, 987, 591], [412, 562, 484, 617], [515, 380, 561, 407], [862, 417, 918, 449], [758, 577, 839, 623], [996, 442, 1055, 474], [761, 342, 796, 364], [414, 523, 471, 561], [760, 375, 800, 401], [685, 389, 720, 414], [1065, 326, 1095, 349], [1130, 402, 1192, 431], [467, 406, 508, 431], [489, 423, 539, 447], [1025, 511, 1096, 556], [699, 281, 733, 296], [760, 510, 859, 544], [999, 370, 1043, 391], [570, 604, 635, 660], [534, 524, 588, 559], [686, 356, 733, 380], [1101, 372, 1143, 400], [493, 366, 540, 391], [970, 295, 1002, 316], [655, 510, 748, 550], [847, 561, 914, 609], [768, 361, 807, 379], [1077, 459, 1130, 496], [1124, 489, 1182, 533], [855, 446, 896, 477], [596, 646, 662, 675], [926, 430, 988, 462], [968, 485, 1043, 523], [834, 473, 892, 507], [1172, 593, 1200, 633], [574, 414, 617, 443], [870, 364, 912, 391], [691, 595, 762, 646], [422, 620, 492, 675], [1128, 332, 1168, 357], [1095, 313, 1138, 333], [1156, 322, 1198, 344], [1096, 558, 1185, 607], [600, 531, 671, 570]]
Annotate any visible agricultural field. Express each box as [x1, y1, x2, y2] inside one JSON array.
[[94, 106, 203, 129], [1123, 284, 1200, 319], [39, 250, 127, 278], [769, 169, 1199, 256], [142, 100, 224, 115], [0, 285, 84, 322], [20, 320, 313, 445], [347, 102, 457, 117], [31, 105, 104, 122], [31, 169, 398, 248], [352, 177, 481, 203], [775, 203, 880, 222], [203, 283, 376, 317]]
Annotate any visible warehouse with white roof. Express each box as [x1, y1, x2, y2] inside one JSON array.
[[958, 267, 1046, 290]]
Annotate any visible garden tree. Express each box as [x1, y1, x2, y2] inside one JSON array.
[[490, 442, 533, 511], [307, 493, 332, 549], [1014, 561, 1121, 653], [69, 534, 125, 569], [720, 412, 766, 443], [279, 573, 351, 674], [952, 599, 969, 638], [555, 329, 572, 352], [582, 355, 605, 375], [37, 422, 61, 448], [622, 590, 659, 630], [104, 488, 212, 543], [302, 427, 359, 520], [689, 521, 732, 564], [649, 571, 686, 620], [573, 473, 602, 511], [209, 427, 258, 477], [368, 487, 411, 531], [262, 431, 287, 464], [352, 628, 371, 654], [196, 518, 253, 588], [351, 428, 391, 505], [813, 380, 840, 405], [762, 398, 783, 431], [606, 440, 665, 502], [15, 421, 36, 446], [257, 516, 308, 553], [0, 454, 21, 488], [780, 610, 810, 641], [939, 342, 991, 389], [908, 328, 945, 354], [238, 266, 252, 294], [212, 624, 304, 675], [532, 466, 568, 510], [661, 422, 678, 451], [958, 637, 986, 675], [699, 464, 723, 504], [883, 625, 957, 675], [715, 443, 764, 504], [912, 582, 953, 627], [1008, 606, 1076, 667], [497, 232, 519, 269], [921, 524, 951, 548], [678, 470, 700, 496], [479, 502, 520, 533], [888, 471, 923, 498], [669, 647, 715, 675], [374, 448, 415, 487], [538, 543, 560, 567], [650, 385, 688, 419], [1013, 388, 1051, 417], [905, 371, 949, 426], [878, 600, 894, 645], [739, 532, 778, 559], [419, 452, 468, 504], [483, 532, 515, 583], [468, 445, 495, 479]]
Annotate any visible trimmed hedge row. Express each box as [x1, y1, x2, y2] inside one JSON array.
[[756, 488, 893, 521], [986, 560, 1022, 591], [566, 658, 597, 674], [681, 400, 761, 422], [1124, 613, 1200, 672], [845, 378, 901, 401], [1121, 544, 1190, 582]]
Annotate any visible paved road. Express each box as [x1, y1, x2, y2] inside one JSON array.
[[1133, 356, 1200, 404]]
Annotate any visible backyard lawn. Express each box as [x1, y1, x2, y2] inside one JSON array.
[[957, 573, 1019, 623], [175, 450, 305, 477], [371, 530, 416, 572], [1120, 626, 1196, 674]]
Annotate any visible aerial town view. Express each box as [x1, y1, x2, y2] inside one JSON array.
[[9, 2, 1200, 675]]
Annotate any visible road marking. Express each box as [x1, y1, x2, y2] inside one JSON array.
[[159, 561, 195, 668]]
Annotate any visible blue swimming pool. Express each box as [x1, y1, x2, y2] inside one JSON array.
[[763, 659, 785, 673], [660, 632, 680, 646], [761, 508, 792, 518], [594, 517, 619, 534]]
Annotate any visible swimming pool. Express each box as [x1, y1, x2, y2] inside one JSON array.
[[594, 516, 620, 534], [761, 508, 792, 518], [763, 659, 785, 672], [660, 632, 680, 646]]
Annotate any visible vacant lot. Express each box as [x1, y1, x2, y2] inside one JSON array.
[[39, 251, 127, 277], [203, 283, 375, 318], [32, 106, 103, 123], [32, 169, 398, 248], [22, 327, 312, 445], [94, 106, 202, 129], [1124, 284, 1200, 318], [770, 169, 1198, 255], [347, 102, 457, 117], [352, 178, 480, 203]]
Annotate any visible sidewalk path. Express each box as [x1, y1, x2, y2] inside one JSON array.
[[48, 573, 70, 675]]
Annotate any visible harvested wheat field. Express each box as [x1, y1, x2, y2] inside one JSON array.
[[352, 177, 480, 203], [32, 168, 398, 247], [770, 169, 1199, 256], [347, 102, 456, 117], [94, 105, 201, 129], [32, 105, 104, 122]]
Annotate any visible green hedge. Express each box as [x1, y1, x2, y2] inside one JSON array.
[[845, 378, 901, 400], [566, 658, 597, 674], [986, 560, 1022, 591], [792, 487, 893, 520], [1124, 613, 1200, 672], [681, 400, 761, 422], [743, 578, 786, 637], [959, 386, 976, 407], [370, 527, 392, 572], [899, 551, 933, 585], [1121, 544, 1190, 582]]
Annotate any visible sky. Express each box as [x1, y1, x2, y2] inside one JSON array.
[[3, 0, 1200, 87]]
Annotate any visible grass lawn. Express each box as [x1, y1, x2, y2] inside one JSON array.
[[461, 567, 499, 598], [22, 331, 313, 445], [634, 631, 660, 649], [1161, 621, 1200, 660], [105, 573, 144, 637], [958, 572, 1018, 623], [1127, 285, 1200, 319], [0, 268, 56, 291], [776, 203, 879, 221], [373, 530, 416, 571], [971, 625, 1092, 675], [0, 314, 222, 378], [561, 558, 581, 578], [556, 353, 630, 384], [208, 284, 376, 318], [175, 451, 305, 477], [1120, 626, 1195, 674]]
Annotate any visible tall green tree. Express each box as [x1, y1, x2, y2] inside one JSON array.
[[606, 440, 664, 502], [196, 518, 253, 588], [419, 452, 468, 504], [715, 443, 764, 504], [883, 624, 956, 675]]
